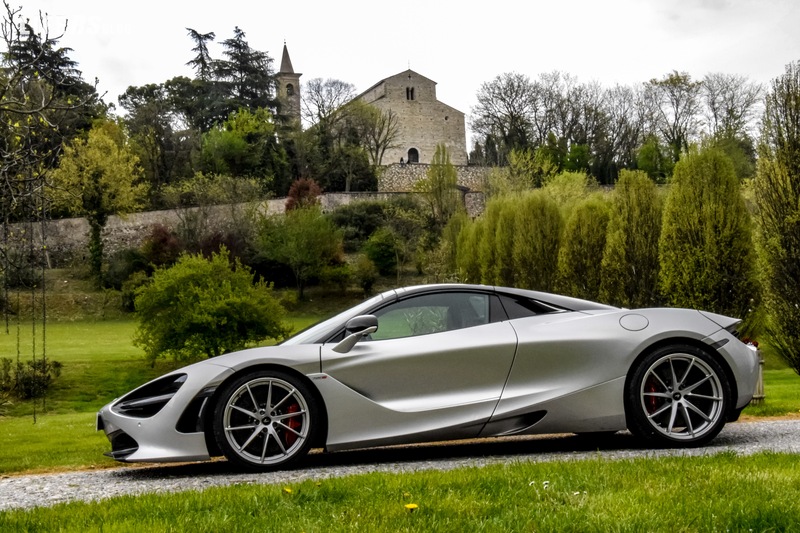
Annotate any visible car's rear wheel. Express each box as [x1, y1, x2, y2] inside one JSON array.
[[212, 370, 318, 471], [626, 344, 730, 447]]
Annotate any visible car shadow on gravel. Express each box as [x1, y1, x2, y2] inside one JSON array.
[[112, 431, 653, 479]]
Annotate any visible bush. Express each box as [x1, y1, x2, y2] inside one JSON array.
[[320, 263, 352, 292], [557, 194, 611, 301], [600, 170, 663, 308], [329, 201, 387, 252], [0, 357, 62, 400], [104, 248, 150, 291], [352, 255, 378, 295], [120, 271, 151, 312], [659, 146, 759, 327], [363, 227, 397, 275], [133, 247, 291, 363], [141, 223, 183, 268]]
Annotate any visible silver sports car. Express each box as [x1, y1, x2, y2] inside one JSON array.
[[97, 284, 760, 471]]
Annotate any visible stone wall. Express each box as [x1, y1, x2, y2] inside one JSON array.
[[379, 163, 490, 193], [9, 189, 487, 268]]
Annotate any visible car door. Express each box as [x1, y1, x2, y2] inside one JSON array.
[[320, 291, 518, 444]]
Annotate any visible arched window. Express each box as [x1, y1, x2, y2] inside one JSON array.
[[286, 83, 295, 96], [407, 148, 419, 163], [406, 87, 415, 100]]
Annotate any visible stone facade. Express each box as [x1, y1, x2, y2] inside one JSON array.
[[359, 70, 467, 166]]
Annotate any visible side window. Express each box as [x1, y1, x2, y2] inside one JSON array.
[[370, 292, 490, 341], [498, 295, 562, 319]]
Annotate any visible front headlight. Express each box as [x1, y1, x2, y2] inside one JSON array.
[[111, 373, 187, 418]]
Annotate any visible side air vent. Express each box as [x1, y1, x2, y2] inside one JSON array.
[[112, 374, 187, 418]]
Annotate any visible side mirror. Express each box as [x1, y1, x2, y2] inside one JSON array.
[[333, 315, 378, 354], [344, 315, 378, 336]]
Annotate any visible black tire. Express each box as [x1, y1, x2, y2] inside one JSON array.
[[626, 344, 731, 447], [212, 370, 319, 471]]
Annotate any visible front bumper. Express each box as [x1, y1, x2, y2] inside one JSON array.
[[97, 364, 234, 463]]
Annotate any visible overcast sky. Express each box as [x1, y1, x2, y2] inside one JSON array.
[[25, 0, 800, 143]]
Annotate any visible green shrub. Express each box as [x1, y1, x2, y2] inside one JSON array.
[[120, 270, 151, 312], [141, 223, 183, 267], [329, 201, 387, 252], [512, 191, 563, 291], [600, 170, 663, 308], [353, 255, 379, 295], [364, 227, 398, 275], [659, 146, 759, 328], [557, 194, 611, 300], [104, 248, 150, 291], [0, 357, 62, 400], [320, 263, 352, 292], [133, 247, 290, 363]]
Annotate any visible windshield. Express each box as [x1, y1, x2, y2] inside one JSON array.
[[280, 290, 395, 345]]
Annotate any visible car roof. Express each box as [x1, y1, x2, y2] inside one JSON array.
[[391, 284, 618, 312]]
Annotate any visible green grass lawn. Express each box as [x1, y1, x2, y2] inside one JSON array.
[[1, 452, 799, 531]]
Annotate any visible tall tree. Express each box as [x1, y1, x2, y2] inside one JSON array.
[[185, 28, 215, 81], [646, 71, 703, 162], [701, 73, 762, 139], [471, 72, 537, 162], [213, 27, 275, 118], [512, 191, 562, 291], [413, 144, 463, 231], [49, 119, 146, 283], [199, 107, 288, 192], [557, 194, 611, 301], [600, 170, 663, 308], [754, 61, 800, 373], [659, 146, 758, 327], [301, 77, 356, 127], [257, 206, 343, 299]]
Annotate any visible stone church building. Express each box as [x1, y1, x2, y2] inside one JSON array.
[[356, 70, 468, 166], [276, 45, 468, 167]]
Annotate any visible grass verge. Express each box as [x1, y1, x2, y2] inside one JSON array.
[[1, 452, 798, 531]]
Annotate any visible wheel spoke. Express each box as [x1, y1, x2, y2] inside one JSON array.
[[643, 392, 671, 399], [231, 404, 257, 418], [679, 403, 695, 437], [647, 401, 672, 419], [683, 373, 712, 393], [260, 429, 271, 462], [276, 420, 302, 437], [238, 426, 263, 451], [226, 423, 257, 431], [686, 392, 722, 402], [265, 380, 273, 411], [269, 426, 287, 454], [678, 358, 696, 389], [273, 408, 307, 422], [246, 384, 259, 411], [271, 388, 297, 412], [649, 371, 670, 391], [668, 358, 679, 390], [667, 402, 679, 433], [684, 400, 713, 423]]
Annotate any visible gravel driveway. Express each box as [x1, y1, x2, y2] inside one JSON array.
[[2, 418, 799, 511]]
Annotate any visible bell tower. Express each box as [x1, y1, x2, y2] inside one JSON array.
[[276, 42, 302, 125]]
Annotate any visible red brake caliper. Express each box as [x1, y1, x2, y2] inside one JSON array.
[[284, 403, 301, 446], [645, 377, 659, 414]]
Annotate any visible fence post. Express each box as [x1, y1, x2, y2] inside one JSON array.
[[751, 348, 765, 405]]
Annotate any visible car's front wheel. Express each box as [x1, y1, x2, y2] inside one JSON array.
[[626, 344, 731, 447], [212, 370, 318, 471]]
